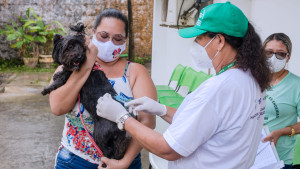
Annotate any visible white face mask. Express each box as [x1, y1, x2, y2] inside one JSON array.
[[267, 54, 287, 73], [92, 35, 126, 62], [189, 36, 219, 69]]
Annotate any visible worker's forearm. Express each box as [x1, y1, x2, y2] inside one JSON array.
[[160, 106, 177, 124], [124, 117, 182, 161], [120, 113, 156, 167], [293, 122, 300, 135]]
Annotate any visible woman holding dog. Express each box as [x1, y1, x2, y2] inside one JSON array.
[[97, 2, 271, 169], [50, 9, 156, 169]]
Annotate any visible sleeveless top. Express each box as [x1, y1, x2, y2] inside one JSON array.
[[60, 61, 133, 164]]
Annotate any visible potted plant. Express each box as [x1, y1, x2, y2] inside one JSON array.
[[38, 20, 66, 68], [0, 7, 66, 67], [35, 15, 66, 67]]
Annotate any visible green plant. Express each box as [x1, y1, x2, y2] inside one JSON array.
[[0, 7, 66, 58], [134, 56, 152, 65], [0, 58, 56, 72], [0, 58, 23, 70]]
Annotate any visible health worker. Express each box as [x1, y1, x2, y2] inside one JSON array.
[[96, 2, 271, 169]]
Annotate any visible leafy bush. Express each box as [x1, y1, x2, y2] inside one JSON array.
[[134, 56, 152, 65], [0, 58, 56, 72], [0, 7, 66, 58], [0, 58, 23, 69]]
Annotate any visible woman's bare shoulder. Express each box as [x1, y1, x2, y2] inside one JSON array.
[[127, 62, 153, 90], [129, 62, 149, 75]]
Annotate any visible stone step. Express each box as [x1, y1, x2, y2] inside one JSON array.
[[4, 85, 42, 94]]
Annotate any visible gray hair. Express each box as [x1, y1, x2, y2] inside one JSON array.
[[263, 33, 292, 56]]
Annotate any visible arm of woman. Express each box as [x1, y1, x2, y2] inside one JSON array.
[[49, 44, 97, 116], [122, 63, 157, 166], [100, 63, 157, 168], [294, 121, 300, 134], [263, 122, 300, 145], [130, 63, 157, 128]]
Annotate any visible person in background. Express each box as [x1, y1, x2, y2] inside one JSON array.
[[96, 2, 271, 169], [262, 33, 300, 169], [50, 9, 156, 169]]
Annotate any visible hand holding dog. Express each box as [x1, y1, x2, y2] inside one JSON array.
[[97, 93, 129, 123], [98, 156, 128, 169], [82, 36, 97, 71], [85, 35, 90, 46], [125, 96, 167, 116]]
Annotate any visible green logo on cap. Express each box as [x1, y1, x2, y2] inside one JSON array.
[[196, 9, 206, 27]]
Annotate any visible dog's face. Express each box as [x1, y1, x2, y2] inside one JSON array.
[[52, 34, 86, 71]]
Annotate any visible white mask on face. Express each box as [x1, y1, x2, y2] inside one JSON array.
[[189, 36, 219, 69], [92, 35, 126, 62], [267, 54, 287, 73]]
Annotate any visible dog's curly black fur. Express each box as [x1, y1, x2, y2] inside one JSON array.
[[41, 23, 130, 160]]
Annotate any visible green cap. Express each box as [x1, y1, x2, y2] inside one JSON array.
[[179, 1, 248, 38]]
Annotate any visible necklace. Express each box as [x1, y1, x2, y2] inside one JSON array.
[[216, 62, 235, 75]]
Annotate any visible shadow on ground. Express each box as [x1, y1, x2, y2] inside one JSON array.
[[0, 72, 150, 169]]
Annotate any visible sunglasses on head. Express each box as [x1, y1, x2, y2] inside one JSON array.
[[265, 51, 289, 60], [95, 31, 126, 45]]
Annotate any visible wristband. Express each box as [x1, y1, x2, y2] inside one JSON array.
[[287, 126, 295, 137]]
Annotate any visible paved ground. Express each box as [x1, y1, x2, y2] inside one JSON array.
[[0, 72, 150, 169]]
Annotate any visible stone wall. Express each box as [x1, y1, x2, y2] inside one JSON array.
[[0, 0, 153, 59]]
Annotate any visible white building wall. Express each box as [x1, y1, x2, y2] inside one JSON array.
[[151, 0, 300, 85], [151, 0, 195, 85], [214, 0, 252, 17], [250, 0, 300, 76]]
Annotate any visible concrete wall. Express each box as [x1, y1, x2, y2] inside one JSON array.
[[0, 0, 153, 59], [152, 0, 300, 85]]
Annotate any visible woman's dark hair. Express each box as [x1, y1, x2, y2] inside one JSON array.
[[94, 8, 128, 37], [205, 23, 271, 92], [263, 33, 292, 56]]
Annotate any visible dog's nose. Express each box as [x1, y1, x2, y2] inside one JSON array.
[[77, 55, 82, 59]]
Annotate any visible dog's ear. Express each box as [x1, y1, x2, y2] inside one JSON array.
[[52, 48, 61, 65], [70, 22, 86, 35], [52, 34, 63, 65], [53, 34, 63, 45], [77, 22, 86, 34]]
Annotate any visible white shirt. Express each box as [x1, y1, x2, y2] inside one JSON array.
[[163, 69, 266, 169]]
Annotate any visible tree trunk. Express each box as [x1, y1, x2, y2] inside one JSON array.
[[127, 0, 134, 62]]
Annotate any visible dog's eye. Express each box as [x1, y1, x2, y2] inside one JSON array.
[[68, 45, 73, 50]]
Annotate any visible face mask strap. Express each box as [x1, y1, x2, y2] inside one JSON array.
[[211, 50, 220, 61], [204, 36, 219, 62], [204, 36, 216, 48]]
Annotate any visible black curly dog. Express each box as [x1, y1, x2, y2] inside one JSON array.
[[41, 23, 130, 160]]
